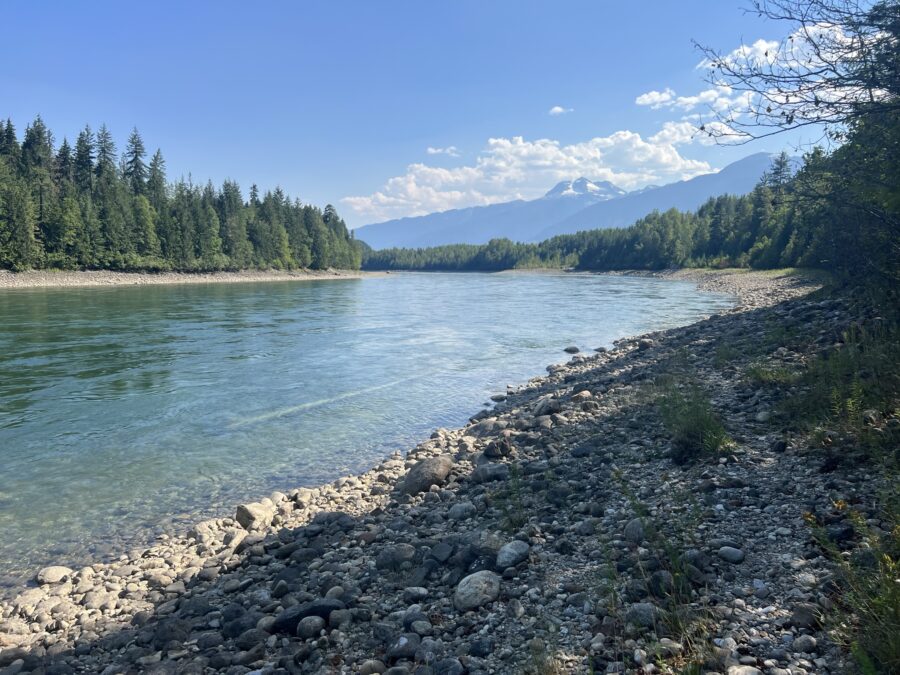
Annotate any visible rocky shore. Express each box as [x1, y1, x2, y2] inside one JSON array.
[[0, 269, 378, 290], [0, 269, 891, 675]]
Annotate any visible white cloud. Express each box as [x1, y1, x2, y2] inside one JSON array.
[[635, 88, 675, 108], [635, 84, 752, 115], [344, 131, 713, 222], [426, 145, 460, 157], [548, 105, 574, 116]]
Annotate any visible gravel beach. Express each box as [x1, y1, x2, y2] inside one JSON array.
[[1, 268, 888, 675], [0, 269, 379, 290]]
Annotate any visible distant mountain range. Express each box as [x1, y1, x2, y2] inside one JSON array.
[[354, 152, 778, 250]]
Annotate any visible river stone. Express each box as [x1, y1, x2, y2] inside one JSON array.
[[387, 632, 421, 661], [235, 502, 273, 531], [496, 540, 530, 569], [790, 602, 821, 629], [359, 660, 386, 675], [297, 615, 326, 639], [471, 463, 509, 483], [625, 602, 660, 628], [792, 635, 817, 653], [623, 518, 645, 544], [35, 566, 74, 585], [272, 599, 346, 634], [448, 501, 477, 520], [375, 543, 416, 570], [718, 546, 746, 564], [454, 570, 501, 611], [401, 456, 453, 495]]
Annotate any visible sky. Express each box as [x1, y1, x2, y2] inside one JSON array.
[[3, 1, 815, 227]]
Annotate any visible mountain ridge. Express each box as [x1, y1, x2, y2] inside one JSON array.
[[354, 152, 778, 250]]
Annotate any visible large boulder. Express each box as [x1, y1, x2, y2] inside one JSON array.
[[235, 502, 274, 531], [454, 570, 501, 611], [35, 566, 74, 585], [400, 456, 453, 496]]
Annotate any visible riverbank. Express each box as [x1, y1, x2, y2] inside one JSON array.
[[0, 269, 894, 674], [0, 269, 381, 289]]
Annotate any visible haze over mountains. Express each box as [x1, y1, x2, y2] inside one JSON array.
[[355, 152, 777, 250]]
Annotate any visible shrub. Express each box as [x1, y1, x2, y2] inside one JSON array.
[[657, 384, 729, 464], [807, 499, 900, 673]]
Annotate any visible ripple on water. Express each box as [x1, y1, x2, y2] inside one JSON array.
[[0, 273, 735, 595]]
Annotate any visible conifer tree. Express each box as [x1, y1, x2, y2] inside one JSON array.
[[123, 128, 148, 195], [74, 126, 95, 195]]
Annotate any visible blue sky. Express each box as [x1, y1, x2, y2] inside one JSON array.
[[4, 1, 811, 226]]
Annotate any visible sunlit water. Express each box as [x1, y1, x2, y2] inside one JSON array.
[[0, 272, 733, 593]]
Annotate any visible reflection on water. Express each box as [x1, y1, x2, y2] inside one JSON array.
[[0, 273, 733, 593]]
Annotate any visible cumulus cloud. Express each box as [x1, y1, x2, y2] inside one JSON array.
[[634, 88, 675, 108], [343, 132, 713, 222], [635, 84, 752, 115], [426, 146, 460, 157], [548, 105, 574, 116]]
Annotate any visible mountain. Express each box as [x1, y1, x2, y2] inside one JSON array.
[[543, 177, 626, 201], [354, 152, 777, 250], [534, 152, 778, 240]]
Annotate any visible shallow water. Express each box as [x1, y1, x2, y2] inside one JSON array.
[[0, 272, 733, 593]]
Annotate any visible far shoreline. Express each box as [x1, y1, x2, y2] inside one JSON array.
[[0, 268, 388, 290]]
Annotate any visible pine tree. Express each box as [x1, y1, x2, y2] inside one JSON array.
[[0, 120, 20, 166], [123, 128, 147, 194], [0, 181, 39, 270], [74, 126, 95, 195], [21, 115, 53, 175], [95, 124, 116, 179], [132, 194, 160, 257], [55, 138, 74, 188]]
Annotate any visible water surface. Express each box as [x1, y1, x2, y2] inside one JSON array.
[[0, 272, 733, 592]]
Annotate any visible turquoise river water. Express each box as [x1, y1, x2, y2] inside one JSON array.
[[0, 272, 734, 593]]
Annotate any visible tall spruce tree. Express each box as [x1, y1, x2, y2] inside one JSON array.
[[123, 128, 148, 195]]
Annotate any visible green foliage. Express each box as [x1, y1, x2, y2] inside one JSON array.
[[744, 362, 796, 386], [0, 117, 361, 272], [783, 319, 900, 461], [656, 382, 729, 464], [806, 500, 900, 674]]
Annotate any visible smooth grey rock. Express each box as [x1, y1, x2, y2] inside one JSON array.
[[625, 602, 660, 628], [496, 541, 529, 569], [790, 602, 821, 629], [727, 667, 763, 675], [376, 543, 417, 570], [359, 660, 387, 675], [235, 502, 273, 531], [401, 456, 453, 495], [718, 546, 746, 564], [35, 566, 74, 585], [387, 633, 421, 661], [296, 615, 325, 639], [792, 635, 817, 653], [623, 518, 645, 544], [447, 502, 477, 520], [471, 463, 509, 483], [454, 570, 501, 611]]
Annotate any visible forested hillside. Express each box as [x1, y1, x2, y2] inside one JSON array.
[[364, 109, 899, 282], [0, 120, 363, 271]]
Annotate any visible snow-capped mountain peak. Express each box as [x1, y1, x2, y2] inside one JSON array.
[[543, 177, 625, 201]]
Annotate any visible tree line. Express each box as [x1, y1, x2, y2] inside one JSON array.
[[363, 109, 899, 283], [0, 118, 363, 271]]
